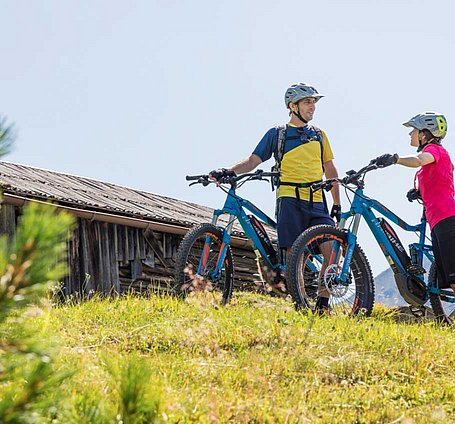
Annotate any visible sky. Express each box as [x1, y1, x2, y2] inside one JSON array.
[[2, 0, 455, 276]]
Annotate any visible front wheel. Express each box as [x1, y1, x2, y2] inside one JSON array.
[[286, 225, 375, 316], [174, 223, 234, 304], [428, 263, 455, 325]]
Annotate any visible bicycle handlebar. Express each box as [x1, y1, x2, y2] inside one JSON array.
[[185, 169, 281, 187], [312, 161, 380, 192]]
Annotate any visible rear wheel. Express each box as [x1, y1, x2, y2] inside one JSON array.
[[286, 225, 375, 316], [428, 263, 455, 325], [174, 223, 234, 304]]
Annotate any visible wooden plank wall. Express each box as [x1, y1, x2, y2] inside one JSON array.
[[68, 219, 141, 295], [0, 205, 262, 296], [67, 220, 261, 295]]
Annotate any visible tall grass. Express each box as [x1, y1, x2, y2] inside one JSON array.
[[7, 292, 451, 423]]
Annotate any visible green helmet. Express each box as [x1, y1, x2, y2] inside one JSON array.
[[403, 112, 448, 139], [284, 83, 324, 108]]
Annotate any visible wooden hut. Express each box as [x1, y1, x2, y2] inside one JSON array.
[[0, 161, 275, 295]]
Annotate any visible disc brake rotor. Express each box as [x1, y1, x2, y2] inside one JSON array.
[[323, 264, 349, 298]]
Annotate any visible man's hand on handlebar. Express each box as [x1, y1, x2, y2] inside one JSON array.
[[209, 168, 237, 183]]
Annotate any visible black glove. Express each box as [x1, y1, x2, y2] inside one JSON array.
[[209, 168, 236, 182], [330, 204, 342, 223], [406, 188, 422, 202], [374, 153, 399, 168]]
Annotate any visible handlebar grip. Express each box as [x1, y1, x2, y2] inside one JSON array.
[[186, 175, 208, 181], [261, 172, 281, 178]]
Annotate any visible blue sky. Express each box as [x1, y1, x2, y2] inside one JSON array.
[[2, 0, 455, 275]]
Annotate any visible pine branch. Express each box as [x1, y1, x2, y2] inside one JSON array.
[[0, 116, 16, 157], [0, 201, 75, 422]]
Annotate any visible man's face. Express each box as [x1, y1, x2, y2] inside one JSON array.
[[293, 97, 316, 122]]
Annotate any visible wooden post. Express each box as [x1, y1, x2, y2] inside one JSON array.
[[98, 222, 111, 294], [109, 223, 120, 293], [0, 204, 16, 241], [79, 220, 96, 294]]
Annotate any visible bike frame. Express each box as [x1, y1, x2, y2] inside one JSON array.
[[200, 186, 284, 280], [337, 186, 454, 302]]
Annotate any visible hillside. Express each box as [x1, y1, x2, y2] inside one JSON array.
[[7, 292, 454, 423], [374, 268, 407, 306]]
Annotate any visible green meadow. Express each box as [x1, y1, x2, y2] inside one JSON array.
[[3, 292, 454, 423]]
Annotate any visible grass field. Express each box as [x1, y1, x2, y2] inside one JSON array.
[[4, 292, 455, 423]]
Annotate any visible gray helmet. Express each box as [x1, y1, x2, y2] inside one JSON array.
[[284, 83, 324, 108], [403, 112, 448, 139]]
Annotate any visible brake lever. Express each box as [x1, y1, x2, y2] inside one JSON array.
[[323, 182, 334, 192], [198, 176, 211, 186]]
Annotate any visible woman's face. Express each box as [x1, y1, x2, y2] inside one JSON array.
[[409, 128, 420, 148]]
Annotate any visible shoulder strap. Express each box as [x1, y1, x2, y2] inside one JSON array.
[[269, 125, 287, 191], [276, 124, 287, 165], [310, 125, 325, 173]]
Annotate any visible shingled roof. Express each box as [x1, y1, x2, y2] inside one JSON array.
[[0, 161, 276, 239]]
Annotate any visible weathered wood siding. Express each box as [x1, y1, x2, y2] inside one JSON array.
[[0, 205, 260, 295], [0, 204, 16, 240]]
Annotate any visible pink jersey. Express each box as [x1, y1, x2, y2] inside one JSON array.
[[417, 143, 455, 229]]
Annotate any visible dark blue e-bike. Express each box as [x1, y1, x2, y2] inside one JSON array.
[[286, 160, 455, 323]]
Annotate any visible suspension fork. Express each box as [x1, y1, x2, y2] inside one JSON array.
[[198, 214, 235, 279], [337, 214, 361, 284], [310, 216, 350, 269]]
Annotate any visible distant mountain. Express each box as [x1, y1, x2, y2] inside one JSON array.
[[374, 268, 406, 307]]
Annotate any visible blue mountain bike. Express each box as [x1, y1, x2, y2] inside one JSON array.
[[174, 170, 283, 305], [286, 159, 455, 324]]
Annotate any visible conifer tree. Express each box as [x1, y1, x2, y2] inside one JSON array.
[[0, 116, 75, 422]]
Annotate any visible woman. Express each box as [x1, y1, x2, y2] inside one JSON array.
[[375, 111, 455, 292]]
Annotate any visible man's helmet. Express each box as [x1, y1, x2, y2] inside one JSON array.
[[403, 112, 448, 139], [284, 83, 324, 108]]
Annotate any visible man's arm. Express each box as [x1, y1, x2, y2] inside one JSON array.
[[324, 160, 340, 205], [229, 154, 263, 174]]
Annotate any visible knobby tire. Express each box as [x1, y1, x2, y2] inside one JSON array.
[[286, 225, 375, 316], [174, 223, 234, 305]]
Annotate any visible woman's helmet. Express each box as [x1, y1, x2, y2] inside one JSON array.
[[284, 83, 324, 108], [403, 112, 448, 139]]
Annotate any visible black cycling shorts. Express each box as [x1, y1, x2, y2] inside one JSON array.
[[276, 197, 334, 249], [431, 216, 455, 288]]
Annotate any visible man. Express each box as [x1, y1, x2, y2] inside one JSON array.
[[211, 82, 340, 309]]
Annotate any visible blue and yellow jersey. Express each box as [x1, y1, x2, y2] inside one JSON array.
[[252, 123, 334, 201]]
